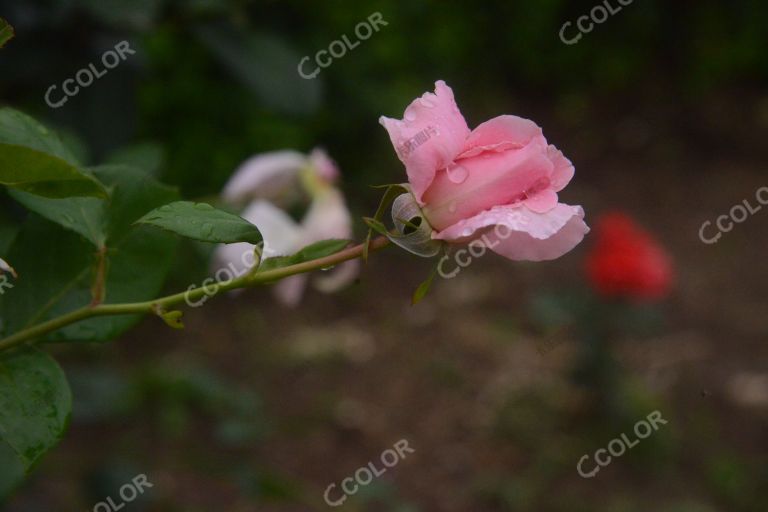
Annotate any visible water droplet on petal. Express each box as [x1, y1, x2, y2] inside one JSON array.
[[419, 97, 435, 108], [404, 108, 417, 122], [461, 228, 473, 237], [448, 201, 457, 213], [445, 163, 469, 184]]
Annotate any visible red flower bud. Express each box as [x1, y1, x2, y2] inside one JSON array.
[[585, 212, 673, 301]]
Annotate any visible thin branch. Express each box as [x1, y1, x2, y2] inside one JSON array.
[[0, 236, 391, 353]]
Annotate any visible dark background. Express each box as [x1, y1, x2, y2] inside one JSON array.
[[1, 0, 767, 510]]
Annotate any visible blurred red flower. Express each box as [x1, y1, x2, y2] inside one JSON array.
[[586, 212, 674, 300]]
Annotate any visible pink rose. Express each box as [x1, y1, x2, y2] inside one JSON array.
[[380, 80, 589, 261]]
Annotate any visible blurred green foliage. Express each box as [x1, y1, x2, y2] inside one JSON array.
[[1, 0, 766, 204]]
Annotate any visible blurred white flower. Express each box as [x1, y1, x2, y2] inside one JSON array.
[[214, 148, 357, 306], [221, 150, 307, 205], [307, 147, 339, 183], [0, 257, 16, 278]]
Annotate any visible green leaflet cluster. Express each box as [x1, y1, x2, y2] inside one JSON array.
[[0, 108, 265, 499]]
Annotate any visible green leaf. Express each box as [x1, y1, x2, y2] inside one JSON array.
[[364, 184, 407, 260], [258, 239, 350, 273], [1, 166, 179, 342], [160, 310, 184, 329], [136, 201, 263, 245], [0, 205, 19, 257], [363, 216, 391, 238], [0, 18, 14, 48], [0, 109, 107, 198], [106, 143, 164, 176], [0, 145, 107, 198], [93, 165, 178, 240], [0, 437, 25, 500], [8, 164, 177, 248], [10, 189, 106, 247], [0, 348, 71, 499], [1, 217, 93, 338], [54, 225, 178, 341], [412, 265, 438, 305], [293, 239, 350, 262], [0, 110, 76, 163]]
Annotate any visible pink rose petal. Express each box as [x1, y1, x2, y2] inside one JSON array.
[[458, 115, 544, 159], [434, 203, 589, 262], [422, 145, 554, 230], [379, 80, 470, 202], [523, 188, 559, 213], [547, 145, 575, 192]]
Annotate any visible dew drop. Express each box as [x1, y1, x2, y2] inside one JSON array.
[[194, 203, 214, 211], [461, 228, 473, 237], [419, 97, 435, 108], [448, 201, 457, 213], [445, 163, 469, 184], [159, 205, 173, 212], [404, 108, 417, 122], [201, 222, 214, 237]]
